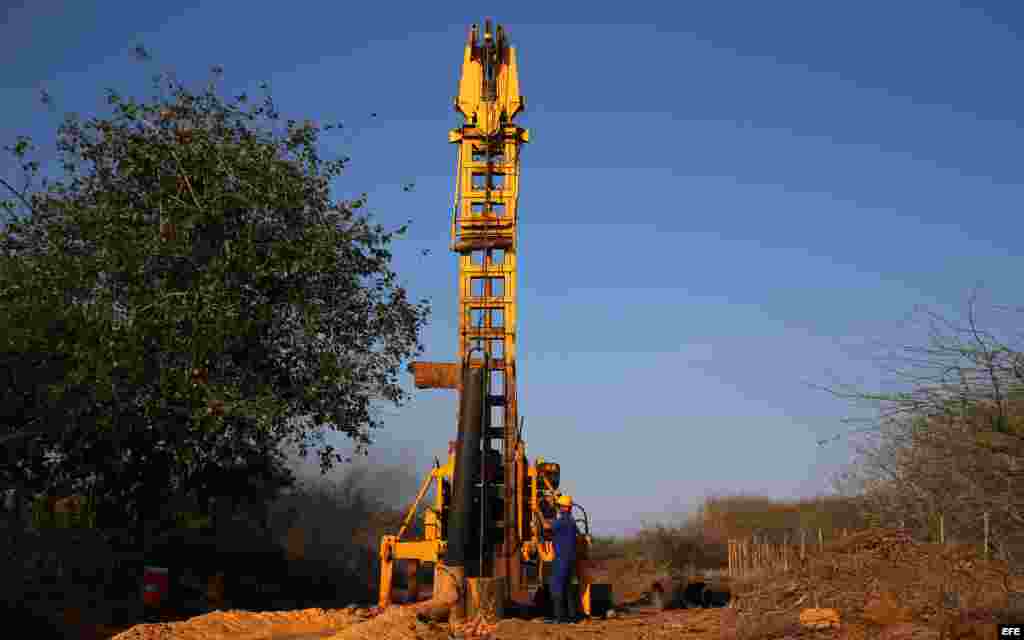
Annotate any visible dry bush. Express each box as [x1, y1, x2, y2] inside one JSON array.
[[699, 493, 869, 543], [634, 522, 727, 574], [587, 523, 727, 605], [828, 297, 1024, 569], [601, 492, 871, 579], [838, 402, 1024, 565], [733, 528, 1018, 640], [588, 535, 626, 562], [263, 464, 412, 605]]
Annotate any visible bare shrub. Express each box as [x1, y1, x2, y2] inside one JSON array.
[[827, 295, 1024, 568]]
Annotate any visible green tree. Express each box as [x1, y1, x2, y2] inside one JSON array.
[[0, 69, 429, 544]]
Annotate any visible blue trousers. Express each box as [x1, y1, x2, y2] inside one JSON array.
[[549, 564, 577, 621]]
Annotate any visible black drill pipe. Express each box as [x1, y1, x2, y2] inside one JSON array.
[[446, 365, 485, 572]]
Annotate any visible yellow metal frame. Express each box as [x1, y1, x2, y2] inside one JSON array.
[[377, 21, 609, 617], [378, 450, 455, 607], [450, 20, 529, 598], [377, 442, 600, 613]]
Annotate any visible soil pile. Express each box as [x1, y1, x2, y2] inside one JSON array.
[[111, 607, 364, 640], [732, 528, 1016, 640], [323, 607, 439, 640]]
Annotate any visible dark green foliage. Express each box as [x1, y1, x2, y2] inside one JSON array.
[[0, 69, 429, 541]]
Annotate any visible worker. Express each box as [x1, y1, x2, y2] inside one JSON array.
[[546, 493, 578, 624]]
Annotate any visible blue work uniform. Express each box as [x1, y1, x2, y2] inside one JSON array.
[[549, 509, 578, 622]]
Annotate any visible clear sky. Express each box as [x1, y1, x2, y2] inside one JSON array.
[[3, 1, 1023, 536]]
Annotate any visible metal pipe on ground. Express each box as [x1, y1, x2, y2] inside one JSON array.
[[650, 577, 731, 610]]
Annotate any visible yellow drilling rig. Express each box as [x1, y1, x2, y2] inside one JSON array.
[[377, 20, 611, 619]]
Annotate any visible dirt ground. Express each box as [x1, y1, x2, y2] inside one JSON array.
[[110, 603, 733, 640], [729, 528, 1018, 640], [111, 527, 1018, 640], [107, 555, 735, 640]]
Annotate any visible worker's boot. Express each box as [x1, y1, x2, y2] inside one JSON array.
[[541, 590, 558, 624], [566, 584, 579, 623], [553, 591, 568, 624], [543, 595, 561, 624]]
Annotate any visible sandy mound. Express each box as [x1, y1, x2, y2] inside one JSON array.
[[112, 607, 362, 640], [323, 607, 430, 640], [732, 528, 1014, 639]]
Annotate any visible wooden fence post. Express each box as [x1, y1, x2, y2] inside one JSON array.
[[818, 527, 823, 553], [984, 512, 990, 560], [784, 532, 789, 571], [801, 528, 806, 560], [738, 539, 742, 576], [756, 538, 760, 572], [940, 513, 945, 546]]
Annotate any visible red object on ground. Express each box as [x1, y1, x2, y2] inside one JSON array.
[[143, 566, 169, 608]]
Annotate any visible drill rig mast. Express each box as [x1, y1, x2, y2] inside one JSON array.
[[449, 16, 527, 592], [377, 20, 609, 618]]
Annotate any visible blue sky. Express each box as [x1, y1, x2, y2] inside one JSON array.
[[3, 1, 1023, 535]]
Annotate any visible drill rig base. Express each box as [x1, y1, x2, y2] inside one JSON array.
[[465, 577, 506, 621], [415, 563, 463, 622]]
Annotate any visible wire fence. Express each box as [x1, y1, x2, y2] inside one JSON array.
[[726, 511, 1012, 579]]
